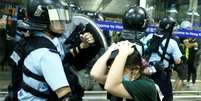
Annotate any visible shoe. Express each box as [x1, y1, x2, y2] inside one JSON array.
[[192, 83, 196, 87], [186, 82, 193, 87]]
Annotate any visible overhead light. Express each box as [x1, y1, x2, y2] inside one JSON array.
[[187, 11, 200, 16], [99, 7, 103, 11], [167, 3, 177, 13], [167, 8, 178, 13]]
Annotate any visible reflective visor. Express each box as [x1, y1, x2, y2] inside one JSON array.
[[47, 5, 71, 23], [46, 5, 71, 34]]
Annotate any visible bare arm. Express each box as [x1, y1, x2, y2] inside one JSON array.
[[90, 43, 118, 84], [104, 41, 134, 99], [90, 50, 111, 84]]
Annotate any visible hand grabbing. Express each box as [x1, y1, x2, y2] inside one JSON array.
[[107, 43, 119, 53], [117, 40, 135, 56], [80, 32, 95, 49]]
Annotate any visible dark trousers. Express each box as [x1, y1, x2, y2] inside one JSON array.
[[151, 68, 173, 101], [187, 62, 197, 84]]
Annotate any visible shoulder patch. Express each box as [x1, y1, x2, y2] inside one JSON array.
[[10, 51, 21, 65]]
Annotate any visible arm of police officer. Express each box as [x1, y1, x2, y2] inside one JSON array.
[[172, 40, 183, 64], [70, 32, 95, 57], [40, 49, 71, 100], [90, 43, 118, 84], [104, 41, 133, 99]]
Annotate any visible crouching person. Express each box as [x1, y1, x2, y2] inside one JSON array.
[[91, 41, 160, 101]]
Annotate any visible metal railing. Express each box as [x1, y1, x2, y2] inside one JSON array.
[[1, 91, 201, 101]]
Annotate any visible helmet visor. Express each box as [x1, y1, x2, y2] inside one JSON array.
[[47, 5, 71, 23], [47, 5, 71, 33]]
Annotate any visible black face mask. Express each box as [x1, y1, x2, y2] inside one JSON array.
[[48, 30, 63, 37]]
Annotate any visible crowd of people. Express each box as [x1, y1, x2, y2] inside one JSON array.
[[0, 0, 200, 101]]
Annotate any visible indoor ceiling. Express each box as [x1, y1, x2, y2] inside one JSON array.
[[72, 0, 138, 16]]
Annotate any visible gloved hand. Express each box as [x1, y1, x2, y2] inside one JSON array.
[[79, 32, 95, 49]]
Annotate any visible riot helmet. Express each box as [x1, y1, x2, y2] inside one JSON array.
[[26, 0, 72, 31], [17, 7, 26, 20], [158, 16, 176, 34], [122, 6, 148, 32]]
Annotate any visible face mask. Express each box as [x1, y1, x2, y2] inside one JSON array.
[[123, 74, 129, 81], [48, 30, 63, 37]]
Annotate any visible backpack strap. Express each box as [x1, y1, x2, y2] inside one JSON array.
[[157, 50, 173, 65], [22, 64, 46, 82], [135, 40, 145, 57], [159, 37, 171, 62], [21, 81, 49, 98]]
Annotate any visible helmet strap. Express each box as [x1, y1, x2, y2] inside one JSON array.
[[47, 30, 62, 37], [142, 19, 148, 29]]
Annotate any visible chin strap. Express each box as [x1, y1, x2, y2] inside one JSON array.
[[48, 30, 63, 37]]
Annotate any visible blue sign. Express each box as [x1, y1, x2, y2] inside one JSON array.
[[95, 21, 201, 38], [173, 29, 201, 38], [96, 21, 123, 31]]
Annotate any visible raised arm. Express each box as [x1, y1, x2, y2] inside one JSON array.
[[90, 43, 118, 84], [104, 41, 134, 99]]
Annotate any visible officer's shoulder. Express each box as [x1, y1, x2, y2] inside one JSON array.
[[31, 48, 58, 56], [170, 38, 178, 43]]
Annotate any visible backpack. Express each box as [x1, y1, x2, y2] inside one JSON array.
[[146, 34, 176, 68], [5, 36, 59, 101], [146, 35, 164, 55]]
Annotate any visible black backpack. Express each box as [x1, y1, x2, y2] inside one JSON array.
[[5, 36, 59, 101], [146, 34, 176, 68], [146, 35, 164, 55]]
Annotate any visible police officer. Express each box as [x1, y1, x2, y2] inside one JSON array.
[[121, 6, 149, 42], [145, 16, 182, 101], [53, 2, 97, 101], [8, 0, 73, 100], [122, 6, 157, 75]]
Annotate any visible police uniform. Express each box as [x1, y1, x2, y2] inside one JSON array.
[[144, 33, 182, 101], [146, 34, 182, 67], [10, 33, 69, 101]]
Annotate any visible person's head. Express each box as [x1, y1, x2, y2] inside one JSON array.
[[17, 7, 26, 20], [26, 0, 72, 37], [121, 6, 149, 42], [107, 43, 145, 79], [158, 16, 175, 37], [124, 45, 145, 76], [122, 6, 149, 32], [180, 21, 192, 29], [16, 20, 30, 37]]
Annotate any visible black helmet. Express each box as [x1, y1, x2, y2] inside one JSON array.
[[17, 7, 26, 20], [26, 0, 71, 31], [159, 16, 176, 33], [122, 6, 148, 32]]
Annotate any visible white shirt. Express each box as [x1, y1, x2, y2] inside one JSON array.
[[143, 34, 182, 68], [11, 36, 69, 101]]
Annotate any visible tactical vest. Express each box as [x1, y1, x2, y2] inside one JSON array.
[[8, 36, 59, 101]]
